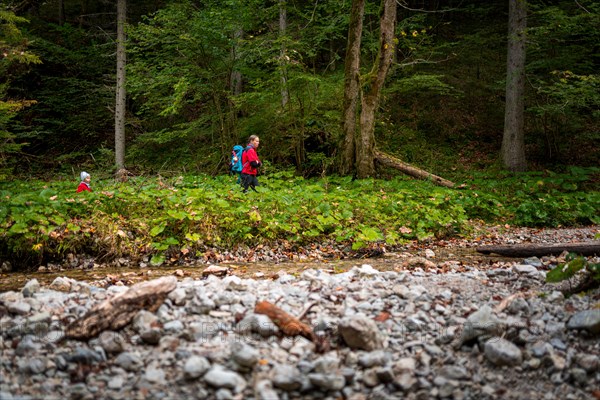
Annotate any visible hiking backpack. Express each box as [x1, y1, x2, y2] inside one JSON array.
[[230, 145, 245, 173]]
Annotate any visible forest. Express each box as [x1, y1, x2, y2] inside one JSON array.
[[1, 0, 599, 268], [1, 0, 597, 178], [1, 3, 600, 400]]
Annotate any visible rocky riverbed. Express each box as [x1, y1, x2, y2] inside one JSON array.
[[1, 249, 599, 400]]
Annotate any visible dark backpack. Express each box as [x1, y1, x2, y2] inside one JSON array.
[[230, 145, 244, 173]]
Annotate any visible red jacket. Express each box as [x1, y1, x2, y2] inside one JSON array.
[[241, 145, 261, 175], [77, 182, 92, 193]]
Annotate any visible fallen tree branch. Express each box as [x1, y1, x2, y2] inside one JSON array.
[[476, 241, 600, 257], [297, 301, 316, 321], [254, 300, 329, 353], [65, 276, 177, 340], [374, 149, 455, 188]]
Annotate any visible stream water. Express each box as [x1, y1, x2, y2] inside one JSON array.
[[0, 247, 514, 292]]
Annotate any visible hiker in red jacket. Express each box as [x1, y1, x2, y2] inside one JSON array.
[[77, 171, 92, 193], [241, 135, 262, 193]]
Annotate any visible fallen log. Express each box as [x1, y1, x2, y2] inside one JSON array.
[[476, 241, 600, 257], [65, 276, 177, 340], [374, 149, 455, 188], [254, 300, 329, 353]]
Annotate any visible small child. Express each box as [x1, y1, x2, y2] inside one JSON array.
[[77, 171, 92, 193]]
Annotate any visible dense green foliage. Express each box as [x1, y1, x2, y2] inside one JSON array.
[[1, 168, 597, 269], [0, 10, 41, 180], [546, 253, 600, 284], [546, 252, 600, 295]]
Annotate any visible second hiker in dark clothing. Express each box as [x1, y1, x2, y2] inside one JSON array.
[[241, 135, 262, 193]]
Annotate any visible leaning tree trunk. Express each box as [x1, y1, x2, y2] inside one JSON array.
[[340, 0, 365, 175], [501, 0, 527, 172], [356, 0, 396, 178], [115, 0, 127, 171], [374, 150, 455, 188]]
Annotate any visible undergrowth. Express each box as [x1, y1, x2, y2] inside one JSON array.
[[0, 167, 598, 270]]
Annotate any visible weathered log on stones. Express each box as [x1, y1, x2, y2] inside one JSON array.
[[476, 241, 600, 257], [255, 301, 314, 340], [254, 300, 329, 353], [374, 149, 455, 188], [65, 276, 177, 340]]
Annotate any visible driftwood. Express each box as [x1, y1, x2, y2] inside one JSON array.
[[65, 276, 177, 340], [476, 241, 600, 257], [254, 300, 329, 353], [374, 149, 455, 188]]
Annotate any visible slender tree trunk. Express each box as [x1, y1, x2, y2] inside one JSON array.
[[230, 28, 243, 97], [340, 0, 364, 175], [502, 0, 527, 172], [279, 0, 289, 109], [58, 0, 65, 26], [228, 27, 243, 147], [115, 0, 127, 170], [356, 0, 396, 178]]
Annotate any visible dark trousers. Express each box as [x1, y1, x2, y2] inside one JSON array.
[[241, 173, 259, 192]]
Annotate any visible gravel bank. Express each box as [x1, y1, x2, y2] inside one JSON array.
[[1, 253, 599, 400]]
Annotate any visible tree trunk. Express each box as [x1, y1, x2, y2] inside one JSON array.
[[340, 0, 365, 175], [115, 0, 127, 170], [58, 0, 65, 25], [356, 0, 396, 178], [279, 0, 289, 109], [230, 28, 243, 97], [477, 242, 600, 257], [374, 149, 455, 188], [501, 0, 527, 172]]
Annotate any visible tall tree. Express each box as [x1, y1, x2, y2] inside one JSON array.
[[502, 0, 527, 172], [0, 10, 41, 179], [342, 0, 396, 178], [115, 0, 127, 171], [340, 0, 364, 175], [279, 0, 289, 108]]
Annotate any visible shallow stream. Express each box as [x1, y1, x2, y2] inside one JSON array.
[[0, 247, 514, 292]]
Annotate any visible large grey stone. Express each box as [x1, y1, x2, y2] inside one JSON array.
[[484, 337, 523, 366], [115, 352, 143, 372], [338, 314, 388, 350], [203, 365, 247, 393], [184, 355, 211, 379], [272, 364, 303, 391], [456, 305, 503, 347], [22, 279, 40, 297], [254, 380, 279, 400], [308, 373, 346, 391], [567, 310, 600, 334], [231, 341, 259, 368]]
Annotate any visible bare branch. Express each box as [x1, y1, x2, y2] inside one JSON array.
[[396, 0, 463, 13], [396, 53, 455, 68], [574, 0, 591, 13]]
